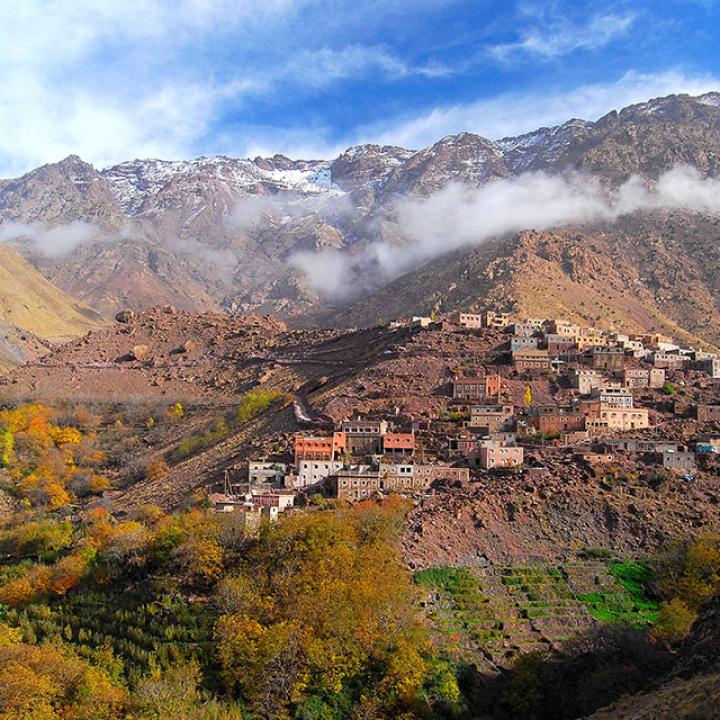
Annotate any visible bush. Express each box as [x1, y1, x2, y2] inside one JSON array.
[[236, 389, 283, 425], [653, 598, 697, 643], [145, 459, 169, 483]]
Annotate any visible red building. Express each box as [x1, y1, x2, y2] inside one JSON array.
[[294, 432, 346, 464], [382, 433, 415, 454]]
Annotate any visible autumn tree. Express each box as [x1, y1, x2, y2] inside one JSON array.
[[145, 458, 170, 483], [0, 629, 129, 719], [215, 499, 433, 718]]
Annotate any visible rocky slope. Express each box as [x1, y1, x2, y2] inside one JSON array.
[[328, 211, 720, 347], [1, 92, 720, 333]]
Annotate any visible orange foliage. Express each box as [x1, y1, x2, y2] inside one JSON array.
[[145, 458, 170, 483]]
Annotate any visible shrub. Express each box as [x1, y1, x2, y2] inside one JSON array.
[[236, 389, 283, 425], [653, 598, 697, 643], [145, 459, 170, 483]]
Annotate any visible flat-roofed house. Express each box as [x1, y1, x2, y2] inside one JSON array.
[[470, 440, 524, 469], [512, 349, 552, 373], [452, 374, 501, 400], [469, 404, 515, 432]]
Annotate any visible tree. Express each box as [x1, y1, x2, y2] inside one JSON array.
[[523, 385, 533, 409], [145, 459, 170, 483], [0, 427, 13, 467], [653, 598, 697, 643], [0, 636, 129, 719], [214, 500, 432, 718]]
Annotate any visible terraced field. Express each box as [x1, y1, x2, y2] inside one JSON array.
[[416, 560, 659, 672]]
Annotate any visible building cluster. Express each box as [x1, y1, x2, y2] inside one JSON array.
[[210, 310, 719, 514]]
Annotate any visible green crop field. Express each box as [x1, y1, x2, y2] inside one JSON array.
[[416, 559, 659, 670]]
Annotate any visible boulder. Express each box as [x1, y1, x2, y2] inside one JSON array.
[[129, 344, 150, 361], [115, 309, 136, 324]]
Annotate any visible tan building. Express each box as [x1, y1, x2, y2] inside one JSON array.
[[591, 386, 634, 408], [482, 311, 511, 329], [568, 368, 603, 395], [512, 349, 552, 372], [530, 406, 585, 433], [446, 311, 483, 329], [340, 418, 389, 455], [469, 404, 515, 431], [694, 357, 720, 378], [698, 404, 720, 423], [621, 368, 665, 388], [590, 347, 625, 371], [471, 440, 524, 469], [651, 352, 687, 370], [598, 407, 649, 431]]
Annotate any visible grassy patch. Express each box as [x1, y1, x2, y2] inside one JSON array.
[[578, 562, 659, 625]]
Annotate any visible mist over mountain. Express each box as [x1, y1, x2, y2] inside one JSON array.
[[1, 91, 720, 341]]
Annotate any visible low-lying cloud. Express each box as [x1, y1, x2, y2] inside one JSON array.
[[227, 191, 353, 232], [0, 219, 97, 257], [289, 165, 720, 298]]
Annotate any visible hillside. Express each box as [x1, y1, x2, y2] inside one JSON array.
[[0, 245, 105, 370], [585, 594, 720, 719], [327, 211, 720, 348]]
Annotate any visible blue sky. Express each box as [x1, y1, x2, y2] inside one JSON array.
[[1, 0, 719, 175]]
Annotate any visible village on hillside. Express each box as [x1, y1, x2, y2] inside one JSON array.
[[211, 309, 720, 519]]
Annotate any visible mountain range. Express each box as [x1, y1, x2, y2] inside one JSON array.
[[1, 91, 720, 346]]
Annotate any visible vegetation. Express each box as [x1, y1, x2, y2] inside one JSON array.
[[651, 534, 720, 642], [169, 390, 285, 464], [0, 489, 461, 719], [0, 403, 111, 509], [0, 397, 718, 720]]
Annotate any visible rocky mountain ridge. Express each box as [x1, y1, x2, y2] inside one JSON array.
[[1, 91, 720, 336]]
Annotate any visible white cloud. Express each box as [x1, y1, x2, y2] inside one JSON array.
[[0, 0, 436, 176], [281, 45, 450, 88], [0, 220, 97, 256], [488, 12, 636, 63], [360, 70, 720, 149], [290, 165, 720, 297]]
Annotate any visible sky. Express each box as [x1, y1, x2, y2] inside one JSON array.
[[1, 0, 719, 176]]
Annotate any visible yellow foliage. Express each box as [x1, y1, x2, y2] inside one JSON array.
[[0, 565, 50, 607], [214, 501, 429, 717], [0, 639, 128, 719], [168, 402, 185, 420], [653, 598, 698, 643], [89, 474, 112, 493], [145, 458, 170, 483], [48, 425, 83, 446]]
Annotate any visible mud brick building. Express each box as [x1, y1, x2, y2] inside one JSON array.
[[452, 374, 501, 400], [382, 432, 415, 455], [469, 404, 515, 432], [590, 346, 625, 371], [512, 349, 552, 373], [294, 432, 346, 463], [530, 406, 585, 433], [470, 440, 524, 469], [698, 404, 720, 423]]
